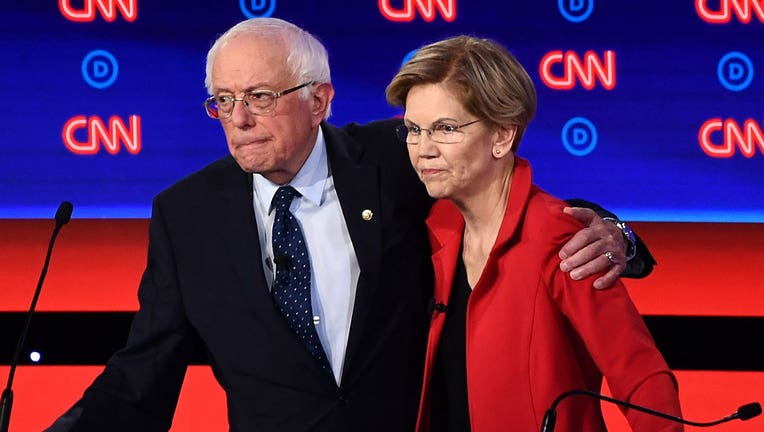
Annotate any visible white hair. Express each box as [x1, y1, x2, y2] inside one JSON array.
[[204, 18, 332, 118]]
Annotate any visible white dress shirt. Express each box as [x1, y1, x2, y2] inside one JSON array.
[[251, 126, 359, 384]]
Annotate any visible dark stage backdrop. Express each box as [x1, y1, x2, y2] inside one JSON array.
[[1, 1, 763, 431]]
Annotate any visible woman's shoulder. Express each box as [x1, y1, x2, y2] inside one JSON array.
[[523, 185, 585, 243]]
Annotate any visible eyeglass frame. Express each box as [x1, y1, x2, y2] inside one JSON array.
[[395, 119, 482, 144], [203, 81, 315, 119]]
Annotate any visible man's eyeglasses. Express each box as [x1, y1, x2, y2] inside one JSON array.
[[203, 81, 314, 119], [395, 119, 481, 144]]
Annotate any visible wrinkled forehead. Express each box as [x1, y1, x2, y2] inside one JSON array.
[[219, 32, 288, 67], [213, 33, 291, 89]]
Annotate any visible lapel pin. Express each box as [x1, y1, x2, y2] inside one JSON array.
[[361, 209, 373, 221]]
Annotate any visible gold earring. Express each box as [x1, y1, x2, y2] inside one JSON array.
[[495, 149, 501, 155]]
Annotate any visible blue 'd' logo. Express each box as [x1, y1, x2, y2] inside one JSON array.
[[561, 117, 598, 156], [82, 49, 118, 89], [558, 0, 594, 23], [717, 51, 754, 92], [240, 0, 276, 18]]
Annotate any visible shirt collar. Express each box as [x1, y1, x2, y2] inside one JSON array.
[[253, 126, 329, 214]]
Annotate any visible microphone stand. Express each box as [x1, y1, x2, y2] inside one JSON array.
[[540, 389, 761, 432], [0, 202, 73, 432]]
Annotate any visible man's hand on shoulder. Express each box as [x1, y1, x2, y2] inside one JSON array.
[[559, 207, 626, 290]]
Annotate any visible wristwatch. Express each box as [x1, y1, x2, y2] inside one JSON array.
[[603, 217, 637, 262]]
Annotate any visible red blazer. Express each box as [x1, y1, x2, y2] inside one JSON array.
[[416, 158, 682, 432]]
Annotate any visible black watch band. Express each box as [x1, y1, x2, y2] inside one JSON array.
[[603, 217, 637, 262]]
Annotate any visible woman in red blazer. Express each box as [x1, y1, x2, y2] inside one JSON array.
[[386, 36, 682, 432]]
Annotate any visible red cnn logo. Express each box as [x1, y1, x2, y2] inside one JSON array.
[[378, 0, 456, 22], [59, 0, 138, 22], [696, 0, 764, 23], [539, 50, 616, 90], [699, 118, 764, 158], [63, 115, 142, 155]]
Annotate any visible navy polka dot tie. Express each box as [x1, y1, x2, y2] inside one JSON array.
[[271, 186, 331, 374]]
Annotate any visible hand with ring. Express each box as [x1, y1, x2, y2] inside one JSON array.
[[559, 207, 627, 289], [604, 251, 616, 266]]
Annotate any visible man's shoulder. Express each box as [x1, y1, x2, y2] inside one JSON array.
[[333, 118, 406, 162], [157, 155, 245, 202], [329, 118, 431, 208], [340, 118, 403, 140]]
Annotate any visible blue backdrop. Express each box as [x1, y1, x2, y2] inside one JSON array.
[[2, 0, 762, 221]]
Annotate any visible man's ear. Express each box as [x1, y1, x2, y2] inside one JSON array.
[[311, 82, 334, 125]]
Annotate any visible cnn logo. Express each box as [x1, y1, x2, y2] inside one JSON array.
[[59, 0, 138, 22], [696, 0, 764, 23], [63, 115, 142, 155], [699, 118, 764, 158], [378, 0, 456, 22], [539, 50, 616, 90]]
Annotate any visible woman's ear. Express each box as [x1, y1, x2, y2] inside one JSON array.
[[492, 125, 517, 158]]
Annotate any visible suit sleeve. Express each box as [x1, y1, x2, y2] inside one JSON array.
[[46, 197, 201, 431], [564, 197, 657, 279]]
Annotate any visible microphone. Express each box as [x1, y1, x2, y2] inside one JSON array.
[[0, 201, 73, 432], [540, 389, 761, 432], [427, 297, 448, 317], [54, 201, 74, 228]]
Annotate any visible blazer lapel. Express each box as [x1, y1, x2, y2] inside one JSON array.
[[427, 201, 464, 307]]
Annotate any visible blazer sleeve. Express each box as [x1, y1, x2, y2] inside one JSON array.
[[46, 197, 202, 432], [547, 260, 682, 431]]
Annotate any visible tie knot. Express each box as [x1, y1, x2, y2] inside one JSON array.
[[271, 186, 299, 212]]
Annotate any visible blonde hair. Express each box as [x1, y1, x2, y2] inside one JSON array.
[[386, 35, 536, 150]]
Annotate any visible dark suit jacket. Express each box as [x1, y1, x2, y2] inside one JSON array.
[[53, 120, 433, 431]]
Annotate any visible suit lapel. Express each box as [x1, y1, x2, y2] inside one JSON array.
[[323, 124, 383, 385], [212, 158, 271, 306]]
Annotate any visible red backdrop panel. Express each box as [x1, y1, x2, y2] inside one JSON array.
[[2, 220, 762, 315], [1, 219, 146, 312], [625, 222, 764, 317], [1, 365, 227, 431], [601, 371, 764, 431]]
